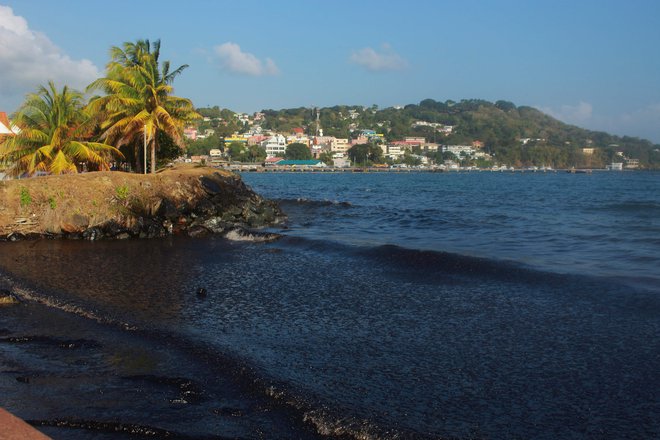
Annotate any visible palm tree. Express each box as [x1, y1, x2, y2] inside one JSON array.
[[87, 39, 199, 173], [0, 81, 123, 177]]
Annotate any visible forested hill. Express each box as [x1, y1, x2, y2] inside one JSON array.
[[256, 99, 659, 168]]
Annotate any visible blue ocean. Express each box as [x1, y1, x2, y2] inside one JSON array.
[[1, 171, 659, 439]]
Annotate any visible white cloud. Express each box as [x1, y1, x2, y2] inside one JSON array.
[[537, 101, 593, 125], [212, 42, 279, 76], [349, 44, 408, 72], [0, 5, 99, 103]]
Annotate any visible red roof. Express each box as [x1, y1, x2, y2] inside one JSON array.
[[293, 127, 304, 134], [0, 112, 10, 129]]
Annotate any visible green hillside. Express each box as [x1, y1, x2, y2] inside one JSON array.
[[196, 99, 660, 169]]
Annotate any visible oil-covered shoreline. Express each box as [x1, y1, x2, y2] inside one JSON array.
[[0, 269, 329, 440]]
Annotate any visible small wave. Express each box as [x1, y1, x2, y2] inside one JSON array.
[[1, 275, 138, 331], [262, 383, 422, 440], [277, 236, 542, 284], [275, 236, 648, 294], [356, 243, 552, 285], [224, 228, 282, 243]]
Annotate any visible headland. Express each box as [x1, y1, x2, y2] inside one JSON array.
[[0, 164, 283, 241]]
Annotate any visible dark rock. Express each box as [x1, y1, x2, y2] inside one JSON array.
[[199, 175, 223, 194], [82, 227, 102, 241], [196, 287, 207, 297], [187, 225, 210, 238], [199, 217, 229, 234], [193, 198, 216, 216], [156, 198, 179, 220], [100, 220, 125, 238]]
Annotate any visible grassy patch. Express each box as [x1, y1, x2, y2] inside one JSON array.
[[19, 187, 32, 208], [115, 184, 130, 200]]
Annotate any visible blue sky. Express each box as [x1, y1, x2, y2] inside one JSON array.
[[1, 0, 660, 142]]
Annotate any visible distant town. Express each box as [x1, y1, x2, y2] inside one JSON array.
[[182, 109, 639, 172]]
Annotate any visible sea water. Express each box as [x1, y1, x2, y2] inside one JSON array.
[[0, 171, 658, 439]]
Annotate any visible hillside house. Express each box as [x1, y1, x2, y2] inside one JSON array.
[[183, 127, 198, 140], [261, 134, 287, 157]]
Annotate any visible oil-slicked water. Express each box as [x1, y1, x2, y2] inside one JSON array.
[[1, 171, 659, 439]]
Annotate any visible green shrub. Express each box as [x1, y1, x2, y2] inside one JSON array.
[[116, 184, 130, 200], [19, 187, 31, 208]]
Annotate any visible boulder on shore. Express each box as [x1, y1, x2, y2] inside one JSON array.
[[0, 164, 284, 241]]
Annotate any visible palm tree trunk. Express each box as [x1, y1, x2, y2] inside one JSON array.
[[150, 134, 157, 174], [134, 142, 142, 174]]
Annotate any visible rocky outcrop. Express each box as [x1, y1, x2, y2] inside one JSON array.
[[0, 165, 284, 241]]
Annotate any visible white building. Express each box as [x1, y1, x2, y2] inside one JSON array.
[[386, 144, 406, 159], [261, 134, 287, 157], [333, 157, 351, 168], [443, 145, 475, 156]]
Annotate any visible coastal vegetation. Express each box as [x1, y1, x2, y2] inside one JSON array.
[[0, 39, 198, 177], [0, 82, 122, 177], [87, 39, 199, 174]]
